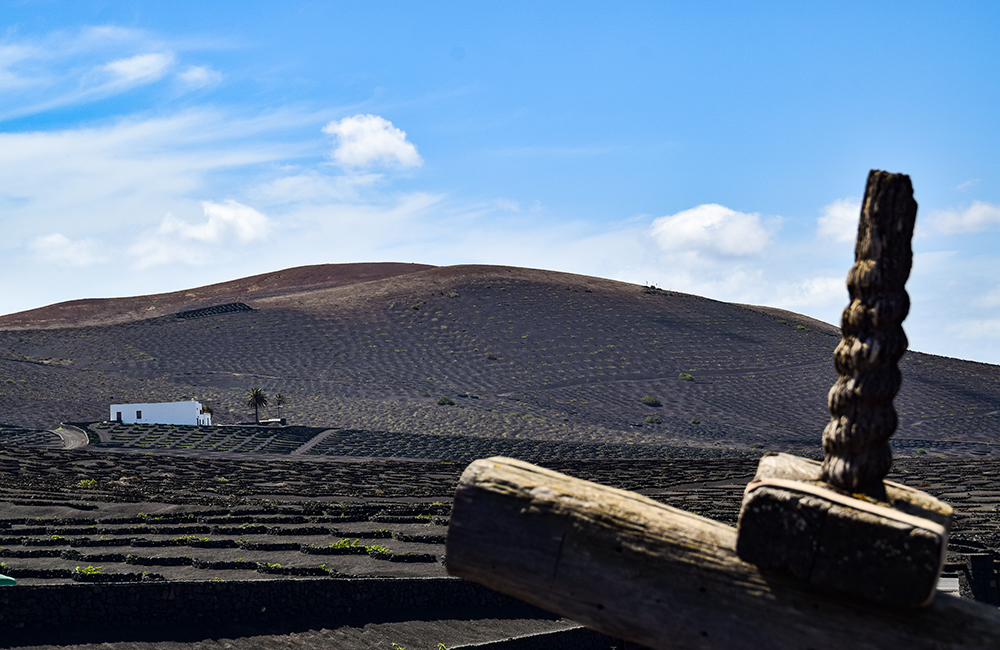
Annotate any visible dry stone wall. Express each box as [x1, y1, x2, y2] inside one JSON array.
[[0, 577, 522, 631]]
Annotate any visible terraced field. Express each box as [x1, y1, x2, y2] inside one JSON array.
[[1, 446, 999, 588], [77, 421, 763, 461]]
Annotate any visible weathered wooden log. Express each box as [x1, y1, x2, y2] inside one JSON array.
[[446, 457, 1000, 650], [736, 452, 951, 607]]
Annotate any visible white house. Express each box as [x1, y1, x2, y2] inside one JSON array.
[[110, 401, 212, 426]]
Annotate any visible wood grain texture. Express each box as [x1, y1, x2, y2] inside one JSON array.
[[822, 170, 918, 495], [736, 452, 952, 606], [446, 456, 1000, 650]]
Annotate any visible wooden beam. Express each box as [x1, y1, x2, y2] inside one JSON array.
[[736, 452, 952, 606], [446, 457, 1000, 650]]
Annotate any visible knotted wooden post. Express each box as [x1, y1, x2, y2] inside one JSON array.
[[735, 170, 951, 607], [822, 170, 917, 498]]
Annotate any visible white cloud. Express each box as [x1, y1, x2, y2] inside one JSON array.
[[816, 197, 860, 243], [128, 236, 206, 269], [931, 201, 1000, 234], [322, 114, 423, 169], [74, 26, 151, 49], [101, 52, 174, 86], [495, 198, 520, 212], [177, 65, 222, 90], [648, 203, 774, 257], [250, 170, 383, 204], [297, 191, 445, 238], [158, 200, 270, 243], [0, 43, 42, 90], [29, 233, 104, 267], [972, 285, 1000, 309], [972, 287, 1000, 308], [945, 319, 1000, 341], [771, 276, 844, 311], [127, 200, 270, 270], [0, 49, 176, 121], [0, 27, 204, 121], [0, 109, 305, 245], [957, 178, 980, 191]]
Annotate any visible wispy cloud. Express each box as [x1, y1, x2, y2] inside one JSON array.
[[972, 285, 1000, 309], [0, 26, 215, 121], [957, 178, 980, 191], [0, 109, 307, 245], [930, 201, 1000, 234], [489, 143, 631, 158], [2, 50, 176, 120], [648, 204, 776, 257], [101, 52, 174, 86], [816, 197, 860, 244], [946, 318, 1000, 341], [0, 42, 44, 90], [250, 170, 383, 204], [770, 275, 845, 312], [177, 65, 222, 90], [29, 233, 105, 268], [127, 235, 206, 269], [495, 198, 520, 212], [322, 114, 422, 169]]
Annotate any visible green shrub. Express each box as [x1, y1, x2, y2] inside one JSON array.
[[76, 479, 97, 488], [330, 538, 361, 549], [485, 352, 498, 360], [690, 418, 700, 424], [436, 396, 456, 406], [678, 372, 694, 382], [644, 415, 662, 424], [640, 396, 661, 407]]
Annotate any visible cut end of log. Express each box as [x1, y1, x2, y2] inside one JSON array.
[[736, 453, 952, 607]]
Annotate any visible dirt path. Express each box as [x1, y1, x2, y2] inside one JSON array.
[[51, 424, 89, 449], [291, 429, 336, 455]]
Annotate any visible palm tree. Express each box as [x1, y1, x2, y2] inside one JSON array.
[[274, 393, 286, 420], [246, 387, 268, 424]]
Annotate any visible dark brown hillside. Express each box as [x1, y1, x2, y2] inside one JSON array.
[[0, 263, 998, 456], [0, 262, 433, 330]]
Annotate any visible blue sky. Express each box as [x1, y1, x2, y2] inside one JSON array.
[[2, 1, 999, 363]]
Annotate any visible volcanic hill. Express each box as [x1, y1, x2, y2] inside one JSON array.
[[0, 262, 998, 458]]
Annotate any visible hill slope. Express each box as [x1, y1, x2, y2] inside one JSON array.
[[0, 263, 998, 456], [0, 262, 433, 330]]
